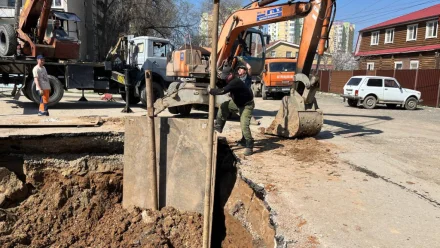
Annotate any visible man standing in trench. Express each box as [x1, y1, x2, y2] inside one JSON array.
[[33, 55, 51, 116], [208, 72, 255, 156]]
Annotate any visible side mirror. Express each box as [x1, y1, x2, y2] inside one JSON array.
[[262, 69, 267, 73]]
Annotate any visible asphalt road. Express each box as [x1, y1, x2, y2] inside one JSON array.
[[1, 89, 440, 247]]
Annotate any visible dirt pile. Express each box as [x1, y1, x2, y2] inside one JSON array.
[[0, 169, 203, 248], [0, 168, 28, 207]]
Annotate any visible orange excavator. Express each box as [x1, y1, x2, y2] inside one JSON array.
[[160, 0, 336, 138]]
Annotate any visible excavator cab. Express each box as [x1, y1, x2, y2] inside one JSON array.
[[232, 28, 266, 76], [44, 11, 81, 43]]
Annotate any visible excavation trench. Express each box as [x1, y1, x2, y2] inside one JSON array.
[[0, 132, 275, 247]]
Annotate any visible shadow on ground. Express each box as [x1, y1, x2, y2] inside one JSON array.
[[320, 113, 394, 139]]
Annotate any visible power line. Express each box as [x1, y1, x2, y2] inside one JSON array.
[[337, 0, 415, 19], [337, 0, 357, 11], [343, 0, 440, 23], [344, 0, 386, 18]]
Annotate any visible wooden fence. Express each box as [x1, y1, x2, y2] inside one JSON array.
[[317, 69, 440, 107]]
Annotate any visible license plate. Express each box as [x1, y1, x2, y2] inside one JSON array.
[[346, 89, 353, 91], [282, 87, 290, 91]]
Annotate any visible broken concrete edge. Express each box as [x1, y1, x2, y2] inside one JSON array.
[[0, 131, 124, 140], [233, 158, 291, 247], [0, 132, 124, 155]]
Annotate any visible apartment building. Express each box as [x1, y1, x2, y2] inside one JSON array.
[[328, 21, 355, 53]]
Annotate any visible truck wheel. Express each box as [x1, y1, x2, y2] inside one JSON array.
[[121, 90, 141, 105], [347, 99, 357, 107], [252, 83, 261, 97], [30, 75, 64, 107], [177, 104, 192, 116], [0, 24, 16, 56], [362, 95, 377, 109], [404, 97, 418, 110], [140, 82, 164, 106], [262, 84, 267, 100]]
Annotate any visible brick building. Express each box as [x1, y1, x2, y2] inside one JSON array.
[[355, 4, 440, 70]]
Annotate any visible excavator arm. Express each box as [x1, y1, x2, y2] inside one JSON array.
[[216, 0, 334, 76]]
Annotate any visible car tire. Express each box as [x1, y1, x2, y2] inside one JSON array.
[[347, 99, 357, 107], [404, 97, 418, 110], [362, 95, 377, 109], [386, 104, 397, 109], [262, 84, 267, 100]]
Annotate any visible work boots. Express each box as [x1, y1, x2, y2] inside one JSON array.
[[235, 136, 246, 147], [214, 120, 225, 133], [244, 139, 254, 156]]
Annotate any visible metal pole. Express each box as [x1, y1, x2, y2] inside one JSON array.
[[14, 0, 22, 30], [145, 70, 158, 210], [203, 0, 219, 247], [121, 69, 134, 113]]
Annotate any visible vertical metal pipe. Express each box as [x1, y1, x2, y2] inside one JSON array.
[[145, 70, 158, 211], [203, 0, 220, 247], [14, 0, 22, 30]]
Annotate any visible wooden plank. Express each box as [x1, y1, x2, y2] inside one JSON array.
[[0, 117, 101, 128]]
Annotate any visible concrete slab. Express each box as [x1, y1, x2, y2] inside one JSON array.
[[123, 117, 217, 214]]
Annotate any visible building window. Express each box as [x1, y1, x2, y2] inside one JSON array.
[[367, 62, 374, 70], [295, 52, 299, 58], [394, 61, 403, 70], [270, 51, 276, 57], [370, 31, 379, 45], [385, 29, 394, 43], [410, 61, 419, 70], [52, 0, 63, 8], [407, 24, 418, 41], [426, 20, 438, 39], [286, 51, 292, 57]]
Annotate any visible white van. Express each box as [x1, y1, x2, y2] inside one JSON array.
[[341, 76, 422, 110]]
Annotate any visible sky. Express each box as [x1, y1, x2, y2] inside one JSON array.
[[191, 0, 440, 42]]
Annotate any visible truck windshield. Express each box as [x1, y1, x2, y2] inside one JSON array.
[[269, 62, 296, 72], [347, 78, 362, 86]]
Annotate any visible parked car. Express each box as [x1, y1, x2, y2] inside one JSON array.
[[341, 76, 422, 110]]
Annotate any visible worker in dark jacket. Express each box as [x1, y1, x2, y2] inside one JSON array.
[[208, 72, 255, 156]]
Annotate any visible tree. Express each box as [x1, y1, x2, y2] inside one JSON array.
[[198, 0, 244, 47], [331, 51, 359, 71], [95, 0, 200, 60]]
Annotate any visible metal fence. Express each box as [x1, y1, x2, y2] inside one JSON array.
[[318, 69, 440, 108]]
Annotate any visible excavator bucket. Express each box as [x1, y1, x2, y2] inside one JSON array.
[[266, 93, 323, 138]]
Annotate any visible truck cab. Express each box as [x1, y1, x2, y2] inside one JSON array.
[[253, 58, 297, 100], [130, 36, 174, 83]]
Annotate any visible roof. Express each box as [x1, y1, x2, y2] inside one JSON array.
[[361, 4, 440, 32], [355, 44, 440, 56], [266, 40, 299, 50], [266, 40, 331, 55]]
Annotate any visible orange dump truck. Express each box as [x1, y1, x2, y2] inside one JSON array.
[[252, 58, 297, 100]]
